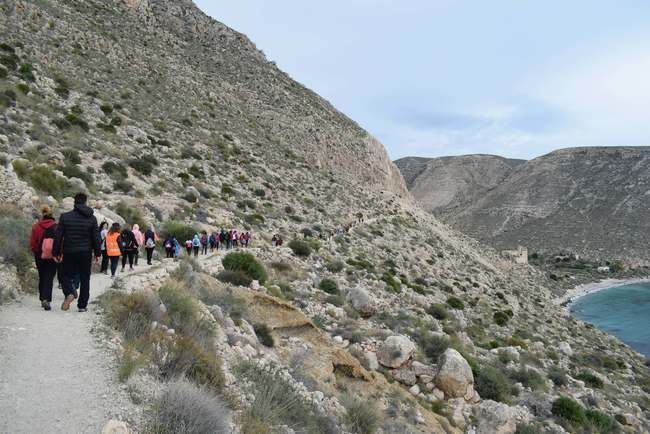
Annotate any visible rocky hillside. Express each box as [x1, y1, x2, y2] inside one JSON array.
[[1, 1, 649, 433], [396, 155, 525, 216], [397, 147, 650, 261]]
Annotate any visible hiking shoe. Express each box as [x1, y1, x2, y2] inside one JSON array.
[[73, 290, 78, 299], [78, 308, 87, 313], [61, 294, 74, 311], [41, 300, 51, 311]]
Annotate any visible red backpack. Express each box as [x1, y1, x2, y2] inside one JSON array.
[[40, 225, 57, 260]]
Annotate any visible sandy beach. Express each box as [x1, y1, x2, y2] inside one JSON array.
[[555, 277, 650, 307]]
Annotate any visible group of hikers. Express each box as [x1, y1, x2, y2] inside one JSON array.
[[162, 229, 253, 259], [28, 193, 254, 312]]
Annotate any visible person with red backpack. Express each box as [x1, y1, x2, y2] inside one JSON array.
[[29, 205, 59, 311]]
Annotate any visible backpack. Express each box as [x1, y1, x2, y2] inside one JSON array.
[[145, 237, 156, 249], [40, 225, 57, 260], [164, 240, 172, 249]]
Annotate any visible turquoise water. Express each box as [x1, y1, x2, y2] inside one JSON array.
[[570, 283, 650, 357]]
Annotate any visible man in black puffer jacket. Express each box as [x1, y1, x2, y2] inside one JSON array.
[[53, 193, 101, 312]]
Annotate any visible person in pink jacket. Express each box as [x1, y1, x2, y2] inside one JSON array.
[[131, 224, 145, 266]]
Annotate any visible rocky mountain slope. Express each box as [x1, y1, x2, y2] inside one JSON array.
[[396, 155, 525, 216], [1, 1, 649, 433], [397, 147, 650, 261]]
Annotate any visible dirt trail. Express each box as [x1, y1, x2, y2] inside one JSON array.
[[0, 269, 137, 434]]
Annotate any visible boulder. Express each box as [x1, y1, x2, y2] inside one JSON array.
[[347, 287, 375, 317], [102, 420, 130, 434], [392, 367, 417, 386], [558, 342, 573, 356], [435, 349, 475, 400], [377, 335, 416, 368], [472, 400, 532, 434], [0, 264, 19, 303]]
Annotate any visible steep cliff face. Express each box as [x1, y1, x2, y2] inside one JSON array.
[[1, 0, 407, 197], [396, 155, 524, 215], [397, 147, 650, 259]]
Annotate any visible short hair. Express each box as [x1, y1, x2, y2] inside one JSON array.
[[74, 193, 88, 204], [40, 204, 53, 218]]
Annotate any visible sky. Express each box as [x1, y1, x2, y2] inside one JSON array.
[[195, 1, 650, 160]]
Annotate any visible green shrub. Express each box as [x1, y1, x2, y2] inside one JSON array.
[[475, 365, 512, 403], [115, 201, 146, 229], [235, 361, 330, 434], [253, 323, 274, 347], [221, 183, 234, 196], [152, 333, 224, 393], [64, 113, 89, 131], [102, 161, 127, 178], [61, 163, 93, 186], [514, 423, 544, 434], [575, 371, 604, 389], [319, 278, 339, 294], [0, 205, 32, 295], [100, 104, 113, 115], [548, 366, 568, 386], [381, 272, 401, 292], [508, 367, 545, 391], [325, 260, 345, 273], [113, 179, 134, 193], [161, 220, 196, 243], [288, 239, 312, 257], [585, 409, 617, 433], [244, 213, 265, 226], [18, 63, 35, 81], [343, 395, 380, 434], [446, 296, 465, 310], [54, 77, 70, 98], [159, 281, 215, 347], [102, 290, 157, 341], [118, 343, 148, 382], [14, 162, 71, 198], [419, 333, 449, 362], [222, 252, 268, 284], [145, 380, 230, 434], [62, 147, 82, 164], [551, 396, 586, 426], [494, 311, 511, 326], [17, 83, 29, 94], [253, 188, 266, 198], [0, 66, 7, 79], [427, 303, 448, 320], [216, 270, 251, 287], [325, 294, 344, 306], [129, 157, 156, 175]]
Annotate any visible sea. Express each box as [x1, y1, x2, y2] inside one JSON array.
[[570, 282, 650, 358]]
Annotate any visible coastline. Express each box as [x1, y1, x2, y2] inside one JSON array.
[[555, 277, 650, 307]]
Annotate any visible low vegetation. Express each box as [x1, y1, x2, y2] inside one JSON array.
[[222, 252, 268, 284]]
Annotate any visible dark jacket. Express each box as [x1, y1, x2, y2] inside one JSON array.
[[53, 204, 101, 257], [144, 229, 155, 246], [30, 218, 57, 254], [119, 230, 138, 253]]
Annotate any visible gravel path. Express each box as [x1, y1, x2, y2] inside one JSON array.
[[0, 270, 137, 434]]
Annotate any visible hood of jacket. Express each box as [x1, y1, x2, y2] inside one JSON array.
[[73, 203, 94, 218], [37, 218, 57, 230]]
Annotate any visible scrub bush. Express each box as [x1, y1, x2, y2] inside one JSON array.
[[222, 252, 268, 284]]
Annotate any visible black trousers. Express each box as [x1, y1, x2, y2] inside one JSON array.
[[35, 255, 57, 302], [166, 248, 174, 258], [122, 251, 135, 269], [201, 245, 207, 255], [193, 246, 199, 257], [109, 256, 119, 276], [61, 251, 92, 309], [145, 248, 154, 265], [100, 250, 109, 273]]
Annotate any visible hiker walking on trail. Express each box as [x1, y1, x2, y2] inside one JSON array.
[[29, 205, 59, 311], [53, 193, 101, 312], [163, 236, 175, 258], [220, 229, 227, 250], [185, 239, 192, 255], [132, 224, 144, 266], [105, 223, 122, 278], [119, 226, 138, 272], [99, 221, 109, 274], [209, 232, 217, 252], [192, 234, 201, 257], [144, 224, 156, 265], [231, 230, 239, 248], [200, 231, 208, 255], [173, 237, 182, 258]]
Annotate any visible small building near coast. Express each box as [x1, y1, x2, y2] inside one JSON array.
[[501, 246, 528, 265]]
